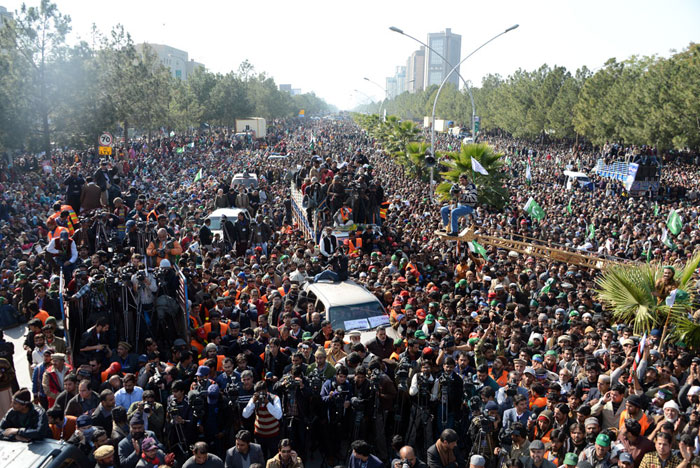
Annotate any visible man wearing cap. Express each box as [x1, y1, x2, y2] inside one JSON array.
[[95, 443, 116, 468], [578, 434, 614, 468], [0, 387, 50, 441], [42, 352, 69, 407], [45, 228, 78, 277], [522, 439, 557, 468], [112, 341, 139, 375], [118, 413, 163, 468]]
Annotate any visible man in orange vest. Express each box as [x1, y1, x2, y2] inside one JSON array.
[[200, 311, 229, 338], [45, 218, 69, 242], [333, 201, 353, 226], [618, 394, 652, 436]]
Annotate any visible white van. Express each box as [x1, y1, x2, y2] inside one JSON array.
[[302, 280, 396, 344], [230, 172, 259, 189], [564, 170, 594, 191], [206, 208, 251, 239]]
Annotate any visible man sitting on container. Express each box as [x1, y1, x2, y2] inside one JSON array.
[[439, 173, 477, 237]]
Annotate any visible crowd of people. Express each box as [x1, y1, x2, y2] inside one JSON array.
[[1, 115, 700, 468]]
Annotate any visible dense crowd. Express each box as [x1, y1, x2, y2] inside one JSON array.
[[1, 116, 700, 468]]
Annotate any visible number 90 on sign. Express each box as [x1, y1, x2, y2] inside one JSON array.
[[98, 146, 112, 156]]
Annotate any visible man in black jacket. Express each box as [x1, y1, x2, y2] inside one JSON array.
[[0, 387, 50, 441], [63, 165, 85, 214], [435, 357, 464, 432], [199, 218, 213, 247], [426, 429, 465, 468]]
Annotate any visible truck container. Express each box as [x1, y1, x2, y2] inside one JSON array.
[[235, 118, 267, 138]]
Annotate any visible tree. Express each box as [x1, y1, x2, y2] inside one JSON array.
[[597, 254, 700, 349], [0, 0, 70, 155], [436, 143, 509, 209]]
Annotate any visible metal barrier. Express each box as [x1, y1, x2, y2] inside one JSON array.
[[290, 183, 317, 241], [58, 271, 73, 367], [174, 265, 191, 344]]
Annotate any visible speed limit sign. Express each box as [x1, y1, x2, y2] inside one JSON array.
[[98, 132, 113, 147]]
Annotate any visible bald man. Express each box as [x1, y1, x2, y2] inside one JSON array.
[[393, 446, 428, 468], [146, 227, 182, 267]]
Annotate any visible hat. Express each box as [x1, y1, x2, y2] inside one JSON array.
[[52, 353, 66, 361], [141, 437, 157, 451], [532, 354, 543, 363], [689, 386, 700, 397], [118, 341, 132, 351], [584, 417, 599, 427], [302, 332, 312, 340], [470, 455, 486, 467], [160, 259, 171, 268], [76, 414, 91, 428], [94, 445, 115, 460], [627, 394, 645, 408], [196, 365, 210, 377], [207, 384, 220, 403], [538, 410, 553, 421], [595, 433, 610, 447], [205, 343, 217, 353], [621, 338, 635, 346], [425, 314, 435, 324], [485, 401, 498, 411], [60, 230, 69, 239], [529, 440, 545, 451], [563, 453, 579, 466], [523, 367, 536, 376], [545, 350, 558, 357], [618, 453, 634, 465], [663, 400, 680, 412], [414, 330, 427, 340], [347, 330, 361, 338]]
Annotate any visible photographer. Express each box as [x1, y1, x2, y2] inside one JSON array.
[[407, 359, 436, 458], [393, 445, 429, 468], [320, 365, 353, 463], [131, 267, 158, 339], [274, 365, 312, 460], [166, 380, 194, 460], [146, 228, 182, 268], [198, 384, 230, 457], [242, 380, 283, 460], [432, 357, 463, 432], [127, 390, 165, 441]]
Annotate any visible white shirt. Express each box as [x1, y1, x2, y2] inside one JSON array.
[[242, 393, 282, 420]]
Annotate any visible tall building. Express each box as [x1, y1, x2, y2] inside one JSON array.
[[385, 76, 398, 100], [136, 43, 205, 80], [395, 66, 406, 96], [406, 47, 425, 93], [424, 28, 461, 89], [0, 6, 12, 29], [279, 84, 292, 93]]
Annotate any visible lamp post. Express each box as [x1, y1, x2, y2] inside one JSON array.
[[428, 24, 519, 201], [389, 26, 476, 136], [353, 89, 373, 113], [363, 77, 387, 118]]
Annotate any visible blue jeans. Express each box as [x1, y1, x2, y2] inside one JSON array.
[[440, 204, 473, 233]]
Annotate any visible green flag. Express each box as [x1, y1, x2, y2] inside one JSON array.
[[470, 240, 489, 260], [523, 197, 545, 221], [653, 203, 659, 217], [566, 199, 572, 215], [541, 278, 555, 294], [645, 248, 652, 263], [187, 142, 195, 148], [587, 223, 595, 240], [525, 162, 532, 185], [176, 147, 184, 154], [667, 209, 682, 236], [193, 168, 203, 183], [661, 229, 677, 250]]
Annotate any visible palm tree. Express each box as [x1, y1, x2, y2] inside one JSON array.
[[404, 141, 430, 180], [596, 253, 700, 349], [436, 143, 509, 209]]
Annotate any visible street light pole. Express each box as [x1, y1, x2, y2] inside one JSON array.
[[429, 24, 519, 201], [363, 77, 387, 119], [389, 26, 476, 137]]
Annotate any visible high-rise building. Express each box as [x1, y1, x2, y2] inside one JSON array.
[[406, 47, 425, 93], [279, 84, 292, 93], [136, 43, 205, 80], [424, 28, 461, 89], [395, 66, 406, 96], [0, 6, 13, 29], [385, 76, 398, 100]]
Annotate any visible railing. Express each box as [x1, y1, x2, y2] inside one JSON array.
[[58, 271, 73, 367], [174, 265, 190, 343], [290, 182, 317, 241]]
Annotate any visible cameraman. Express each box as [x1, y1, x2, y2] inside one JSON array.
[[199, 384, 229, 458], [146, 228, 182, 268], [165, 380, 194, 460], [274, 365, 311, 461], [131, 266, 158, 337], [433, 357, 464, 432], [320, 364, 353, 463], [393, 445, 428, 468], [407, 360, 436, 458], [127, 390, 165, 441], [242, 380, 282, 460]]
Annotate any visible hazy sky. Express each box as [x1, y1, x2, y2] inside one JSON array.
[[4, 0, 699, 110]]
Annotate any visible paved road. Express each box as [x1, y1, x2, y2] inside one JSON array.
[[4, 323, 32, 389]]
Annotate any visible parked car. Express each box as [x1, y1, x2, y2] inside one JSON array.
[[206, 208, 251, 239]]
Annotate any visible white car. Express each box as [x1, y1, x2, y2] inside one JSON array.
[[230, 172, 259, 189], [302, 279, 397, 344], [206, 208, 251, 239]]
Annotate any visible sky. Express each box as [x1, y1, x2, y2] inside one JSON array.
[[3, 0, 699, 111]]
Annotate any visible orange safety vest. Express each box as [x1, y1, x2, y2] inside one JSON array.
[[278, 286, 287, 297], [198, 355, 225, 371], [202, 322, 229, 337], [34, 309, 49, 325], [619, 410, 651, 436], [530, 395, 547, 410], [47, 226, 69, 242], [147, 210, 160, 222], [344, 238, 361, 254], [340, 207, 352, 222], [379, 201, 390, 220], [490, 368, 508, 387]]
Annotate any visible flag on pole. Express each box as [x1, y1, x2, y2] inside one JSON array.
[[653, 203, 659, 217], [176, 147, 184, 154], [525, 162, 532, 185], [523, 197, 545, 221], [469, 240, 489, 260], [193, 168, 203, 183], [667, 209, 682, 235], [566, 199, 573, 215], [540, 278, 555, 294], [471, 157, 489, 175], [631, 332, 647, 379], [187, 142, 195, 148], [587, 223, 595, 240], [666, 289, 679, 308], [661, 228, 676, 250]]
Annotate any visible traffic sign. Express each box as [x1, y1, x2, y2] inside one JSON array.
[[98, 146, 112, 156], [98, 132, 113, 147]]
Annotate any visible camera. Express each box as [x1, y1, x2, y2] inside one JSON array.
[[400, 459, 411, 468], [136, 271, 146, 282], [189, 391, 206, 419], [505, 383, 517, 397], [395, 359, 411, 392], [143, 402, 152, 414], [307, 368, 324, 393]]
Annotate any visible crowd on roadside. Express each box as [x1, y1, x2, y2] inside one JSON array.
[[1, 115, 700, 468]]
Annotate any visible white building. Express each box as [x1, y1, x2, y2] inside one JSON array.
[[136, 43, 205, 80]]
